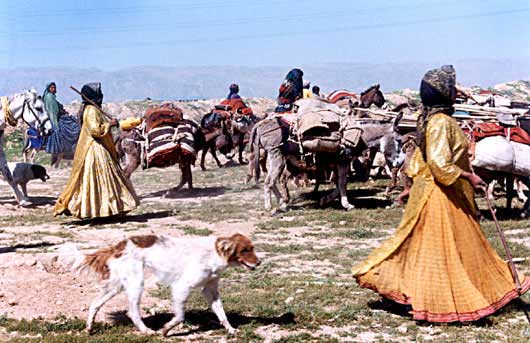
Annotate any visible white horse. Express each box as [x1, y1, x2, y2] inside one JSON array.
[[0, 89, 52, 206]]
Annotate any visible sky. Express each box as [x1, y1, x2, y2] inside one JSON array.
[[0, 0, 529, 70]]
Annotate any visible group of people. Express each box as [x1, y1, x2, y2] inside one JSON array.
[[46, 66, 530, 324]]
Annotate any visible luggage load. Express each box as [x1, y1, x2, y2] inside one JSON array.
[[472, 136, 513, 173], [296, 109, 364, 155], [143, 103, 198, 168], [472, 136, 530, 176], [144, 103, 183, 132]]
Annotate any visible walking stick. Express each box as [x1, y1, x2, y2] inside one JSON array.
[[484, 193, 522, 290], [70, 86, 115, 121], [483, 186, 530, 324]]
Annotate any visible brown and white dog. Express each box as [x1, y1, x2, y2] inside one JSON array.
[[65, 233, 260, 336]]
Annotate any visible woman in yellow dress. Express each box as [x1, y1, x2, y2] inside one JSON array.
[[54, 83, 139, 219], [352, 66, 530, 322]]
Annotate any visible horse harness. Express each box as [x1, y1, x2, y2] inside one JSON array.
[[1, 95, 50, 134]]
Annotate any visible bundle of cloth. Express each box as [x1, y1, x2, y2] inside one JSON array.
[[296, 110, 365, 157], [144, 103, 198, 168], [471, 115, 530, 175]]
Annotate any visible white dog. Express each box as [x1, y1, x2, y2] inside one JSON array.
[[0, 162, 49, 197], [66, 233, 260, 336]]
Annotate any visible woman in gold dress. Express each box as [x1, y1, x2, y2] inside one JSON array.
[[54, 83, 139, 219], [352, 66, 530, 322]]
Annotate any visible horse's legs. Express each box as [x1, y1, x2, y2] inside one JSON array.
[[123, 153, 140, 179], [210, 145, 222, 168], [200, 147, 208, 171], [238, 140, 247, 165], [184, 161, 193, 189], [0, 143, 29, 206], [51, 153, 63, 168], [505, 175, 515, 211], [30, 149, 37, 163], [337, 164, 354, 210], [263, 151, 286, 211], [518, 176, 530, 218], [246, 151, 255, 184]]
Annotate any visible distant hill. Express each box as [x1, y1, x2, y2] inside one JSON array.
[[1, 59, 529, 103], [56, 79, 529, 123]]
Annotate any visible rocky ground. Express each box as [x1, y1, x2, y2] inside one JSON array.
[[0, 150, 529, 342]]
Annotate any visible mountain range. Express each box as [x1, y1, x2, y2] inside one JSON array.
[[1, 59, 529, 103]]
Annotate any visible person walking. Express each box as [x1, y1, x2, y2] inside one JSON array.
[[54, 83, 139, 219], [352, 65, 530, 322]]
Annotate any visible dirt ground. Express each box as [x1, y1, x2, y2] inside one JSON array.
[[1, 155, 530, 343]]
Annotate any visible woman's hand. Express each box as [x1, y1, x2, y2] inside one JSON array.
[[462, 171, 487, 191]]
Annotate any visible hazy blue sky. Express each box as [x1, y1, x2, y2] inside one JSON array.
[[0, 0, 528, 69]]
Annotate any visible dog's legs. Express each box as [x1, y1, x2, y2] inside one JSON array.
[[122, 262, 155, 335], [202, 279, 237, 334], [20, 183, 28, 198], [0, 142, 29, 206], [86, 283, 122, 333], [161, 282, 192, 337]]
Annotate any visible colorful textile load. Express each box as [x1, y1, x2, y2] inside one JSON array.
[[326, 90, 357, 104], [144, 103, 198, 168]]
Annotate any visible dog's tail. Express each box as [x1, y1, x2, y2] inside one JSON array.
[[58, 240, 127, 280]]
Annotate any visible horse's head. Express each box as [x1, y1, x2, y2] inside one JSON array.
[[360, 84, 386, 108], [20, 89, 53, 136]]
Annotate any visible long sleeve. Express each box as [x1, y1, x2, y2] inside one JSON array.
[[425, 115, 462, 186], [84, 105, 111, 138]]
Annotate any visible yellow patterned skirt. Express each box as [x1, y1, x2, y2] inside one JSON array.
[[353, 185, 530, 322], [54, 142, 139, 219]]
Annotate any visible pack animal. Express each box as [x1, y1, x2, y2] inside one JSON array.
[[64, 233, 260, 336], [115, 107, 205, 196]]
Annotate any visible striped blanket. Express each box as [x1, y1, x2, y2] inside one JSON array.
[[327, 90, 357, 104], [146, 119, 198, 168]]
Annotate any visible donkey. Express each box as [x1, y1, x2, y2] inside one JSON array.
[[0, 90, 52, 206], [249, 99, 362, 212], [198, 113, 233, 170], [115, 120, 205, 196], [247, 85, 386, 186]]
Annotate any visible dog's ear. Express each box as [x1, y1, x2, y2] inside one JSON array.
[[215, 237, 237, 260]]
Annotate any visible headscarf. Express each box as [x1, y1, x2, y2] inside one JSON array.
[[285, 68, 304, 97], [227, 83, 240, 99], [416, 65, 456, 159], [43, 82, 59, 127], [78, 82, 103, 125]]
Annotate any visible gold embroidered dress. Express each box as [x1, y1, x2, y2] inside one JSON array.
[[352, 113, 530, 322], [54, 105, 139, 219]]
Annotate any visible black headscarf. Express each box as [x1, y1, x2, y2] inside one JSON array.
[[78, 83, 103, 125], [227, 83, 240, 99], [416, 65, 456, 159], [285, 68, 304, 97]]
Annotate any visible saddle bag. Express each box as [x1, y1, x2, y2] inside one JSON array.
[[301, 132, 341, 153]]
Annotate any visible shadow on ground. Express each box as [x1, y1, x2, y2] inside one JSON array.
[[0, 242, 55, 254], [140, 186, 227, 200], [108, 310, 295, 335], [64, 210, 175, 227]]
